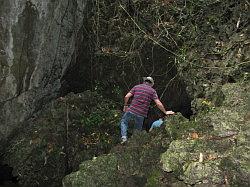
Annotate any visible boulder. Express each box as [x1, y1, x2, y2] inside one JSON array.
[[161, 83, 250, 186]]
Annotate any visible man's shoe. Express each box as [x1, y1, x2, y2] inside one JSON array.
[[121, 139, 127, 144], [121, 136, 127, 144]]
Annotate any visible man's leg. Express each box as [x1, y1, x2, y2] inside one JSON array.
[[120, 112, 131, 142], [134, 114, 144, 131]]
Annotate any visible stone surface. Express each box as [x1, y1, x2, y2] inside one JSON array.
[[0, 0, 87, 147], [161, 83, 250, 186], [63, 154, 119, 187], [62, 130, 173, 187]]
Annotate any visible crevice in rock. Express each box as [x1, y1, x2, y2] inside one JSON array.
[[11, 1, 39, 97]]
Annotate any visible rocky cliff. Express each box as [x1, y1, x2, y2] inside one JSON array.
[[0, 0, 86, 147]]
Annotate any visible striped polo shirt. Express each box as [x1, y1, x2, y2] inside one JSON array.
[[127, 83, 158, 117]]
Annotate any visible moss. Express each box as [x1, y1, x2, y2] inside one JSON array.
[[220, 156, 250, 186], [161, 82, 250, 186], [63, 154, 119, 187], [145, 169, 162, 187], [63, 127, 173, 187], [161, 140, 196, 174], [161, 151, 188, 175], [166, 114, 213, 140], [181, 161, 224, 185], [3, 91, 121, 186]]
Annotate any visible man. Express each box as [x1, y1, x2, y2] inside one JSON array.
[[120, 76, 175, 143]]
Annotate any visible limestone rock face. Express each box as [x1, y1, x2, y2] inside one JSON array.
[[162, 83, 250, 186], [0, 0, 86, 145]]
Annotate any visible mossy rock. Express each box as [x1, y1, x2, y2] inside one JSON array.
[[2, 91, 121, 186], [145, 169, 163, 187], [166, 113, 213, 140], [63, 154, 119, 187], [220, 153, 250, 186], [181, 161, 224, 185], [161, 82, 250, 186], [63, 129, 175, 187], [161, 139, 214, 174]]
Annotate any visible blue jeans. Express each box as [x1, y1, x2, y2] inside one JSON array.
[[120, 111, 144, 138]]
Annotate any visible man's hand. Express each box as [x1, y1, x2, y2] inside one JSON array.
[[123, 106, 128, 112], [165, 110, 175, 115]]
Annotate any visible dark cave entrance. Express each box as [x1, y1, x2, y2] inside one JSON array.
[[60, 30, 193, 120]]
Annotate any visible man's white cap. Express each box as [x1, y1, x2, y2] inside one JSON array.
[[143, 76, 154, 85]]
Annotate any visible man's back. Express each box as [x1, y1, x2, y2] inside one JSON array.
[[127, 83, 158, 117]]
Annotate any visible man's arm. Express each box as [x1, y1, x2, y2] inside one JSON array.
[[123, 92, 133, 112], [154, 99, 175, 115]]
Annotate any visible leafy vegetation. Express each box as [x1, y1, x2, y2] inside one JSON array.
[[3, 91, 121, 186]]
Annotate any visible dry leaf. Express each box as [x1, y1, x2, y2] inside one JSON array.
[[191, 132, 199, 139]]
